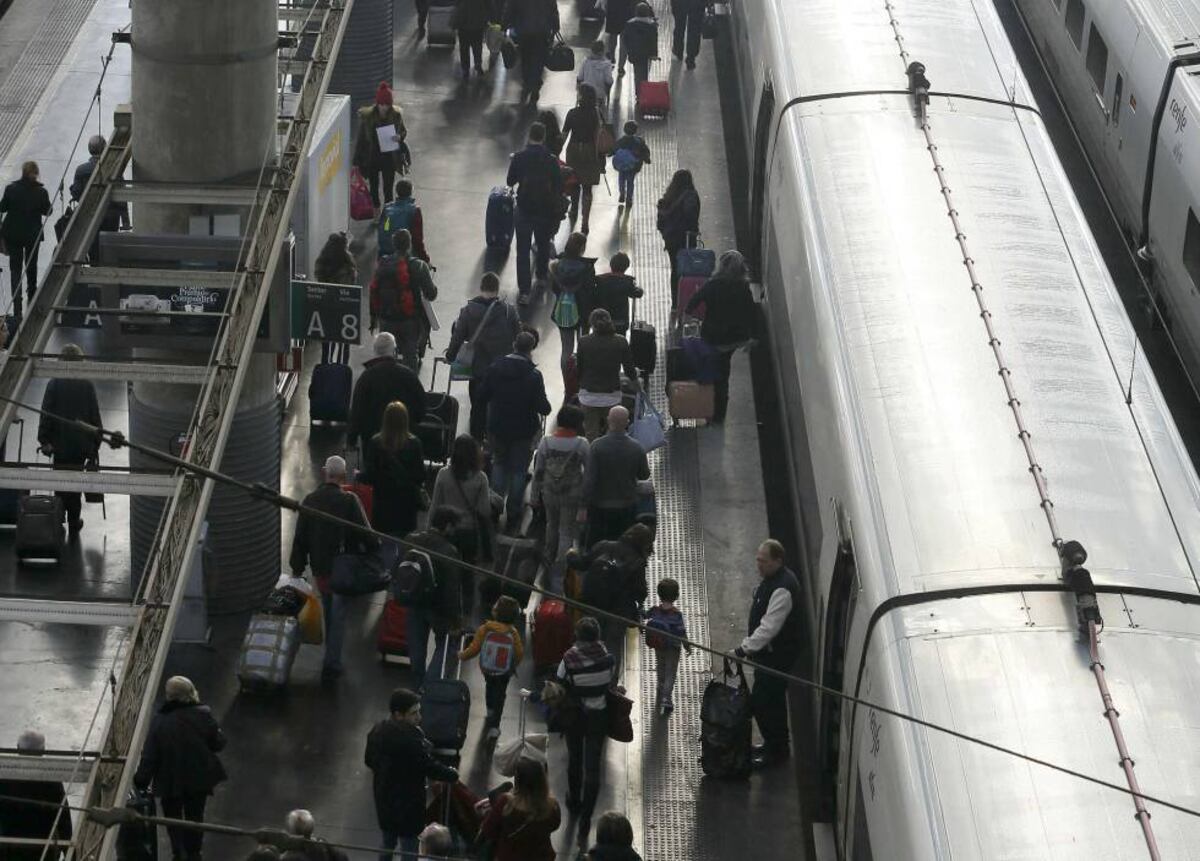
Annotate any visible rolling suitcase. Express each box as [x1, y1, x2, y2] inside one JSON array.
[[532, 598, 573, 673], [309, 361, 352, 423], [426, 1, 456, 45], [676, 275, 707, 317], [700, 658, 753, 779], [629, 301, 657, 381], [0, 417, 26, 525], [237, 613, 301, 692], [416, 357, 461, 467], [422, 634, 472, 759], [485, 533, 541, 611], [16, 494, 65, 562], [667, 380, 715, 422], [637, 80, 671, 117], [486, 186, 516, 250], [377, 597, 410, 664], [342, 478, 374, 525]]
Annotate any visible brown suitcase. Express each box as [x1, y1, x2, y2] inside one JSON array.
[[667, 381, 715, 422]]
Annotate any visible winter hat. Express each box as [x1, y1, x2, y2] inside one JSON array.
[[165, 676, 199, 704], [375, 81, 393, 106]]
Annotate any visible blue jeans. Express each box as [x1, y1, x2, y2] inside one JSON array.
[[618, 170, 636, 202], [380, 831, 419, 860], [490, 435, 534, 526], [320, 590, 345, 672], [515, 208, 558, 295]]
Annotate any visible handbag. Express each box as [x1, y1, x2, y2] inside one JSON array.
[[330, 551, 391, 596], [596, 112, 616, 156], [452, 298, 501, 379], [605, 687, 634, 742], [546, 34, 575, 72], [628, 393, 666, 453], [350, 167, 373, 220]]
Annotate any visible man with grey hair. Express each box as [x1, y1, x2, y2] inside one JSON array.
[[280, 809, 349, 860], [290, 455, 379, 679], [348, 330, 426, 451], [418, 823, 452, 859], [68, 134, 129, 259], [37, 342, 101, 533], [581, 405, 650, 546], [0, 731, 73, 859]]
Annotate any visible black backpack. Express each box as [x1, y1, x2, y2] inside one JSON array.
[[520, 152, 560, 214], [580, 554, 622, 615], [391, 546, 436, 606]]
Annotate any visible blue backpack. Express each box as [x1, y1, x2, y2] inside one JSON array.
[[377, 198, 417, 257], [645, 607, 686, 649], [612, 147, 641, 174]]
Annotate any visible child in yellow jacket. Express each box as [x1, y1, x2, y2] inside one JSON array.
[[460, 595, 525, 741]]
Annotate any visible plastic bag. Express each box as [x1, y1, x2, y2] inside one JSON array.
[[350, 167, 374, 220], [297, 590, 325, 645], [493, 732, 548, 776]]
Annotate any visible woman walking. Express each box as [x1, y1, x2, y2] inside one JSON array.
[[656, 169, 701, 302], [354, 83, 408, 215], [576, 309, 637, 440], [363, 401, 426, 540], [314, 232, 357, 363], [431, 433, 496, 604], [478, 757, 562, 860], [684, 250, 758, 423], [531, 404, 590, 562], [562, 84, 606, 235], [550, 232, 597, 370]]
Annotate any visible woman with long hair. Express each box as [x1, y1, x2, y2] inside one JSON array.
[[656, 168, 701, 301], [479, 757, 561, 860], [537, 108, 565, 157], [576, 308, 636, 440], [549, 231, 597, 370], [431, 433, 496, 607], [314, 232, 357, 363], [362, 401, 425, 538], [683, 249, 758, 423], [530, 404, 590, 562], [562, 84, 606, 234]]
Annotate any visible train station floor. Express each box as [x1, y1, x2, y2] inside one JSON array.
[[0, 0, 811, 858]]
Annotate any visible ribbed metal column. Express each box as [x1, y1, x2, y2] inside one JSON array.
[[129, 0, 282, 612], [328, 0, 393, 111]]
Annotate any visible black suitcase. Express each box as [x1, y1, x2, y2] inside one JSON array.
[[482, 532, 540, 610], [416, 357, 461, 466], [422, 635, 471, 759], [630, 320, 657, 378], [700, 658, 753, 779], [16, 494, 65, 561], [116, 788, 158, 860], [308, 361, 353, 423]]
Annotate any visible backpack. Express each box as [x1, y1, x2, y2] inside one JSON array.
[[520, 151, 560, 213], [376, 256, 417, 320], [378, 199, 417, 256], [541, 445, 584, 499], [479, 627, 517, 675], [555, 257, 593, 294], [612, 147, 640, 174], [580, 554, 622, 615], [645, 607, 686, 649], [391, 547, 436, 606]]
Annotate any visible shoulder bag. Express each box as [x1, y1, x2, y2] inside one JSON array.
[[596, 109, 616, 156], [452, 299, 501, 379]]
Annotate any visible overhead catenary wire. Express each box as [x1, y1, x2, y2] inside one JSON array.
[[4, 393, 1200, 825]]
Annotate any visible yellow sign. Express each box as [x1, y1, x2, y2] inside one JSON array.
[[318, 128, 343, 193]]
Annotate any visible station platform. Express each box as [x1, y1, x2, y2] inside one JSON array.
[[0, 0, 811, 858]]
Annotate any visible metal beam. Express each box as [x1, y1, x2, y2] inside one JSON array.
[[0, 468, 179, 496], [76, 267, 237, 290], [0, 597, 140, 627], [108, 181, 261, 207], [31, 358, 212, 385], [0, 753, 104, 783]]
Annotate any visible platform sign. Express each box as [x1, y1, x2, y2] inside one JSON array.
[[290, 280, 363, 345]]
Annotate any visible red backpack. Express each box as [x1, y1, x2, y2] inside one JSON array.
[[376, 256, 417, 319]]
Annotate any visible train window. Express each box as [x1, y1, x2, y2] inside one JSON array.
[[1112, 74, 1123, 124], [1184, 208, 1200, 289], [1065, 0, 1084, 50], [1086, 24, 1109, 92], [750, 82, 775, 281]]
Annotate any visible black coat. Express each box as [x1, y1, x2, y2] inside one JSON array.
[[0, 778, 73, 859], [503, 0, 559, 35], [290, 482, 379, 583], [134, 701, 227, 799], [478, 354, 552, 443], [364, 719, 457, 836], [577, 538, 648, 622], [38, 377, 101, 464], [656, 187, 700, 250], [686, 276, 758, 347], [0, 177, 52, 247], [446, 296, 521, 379], [362, 434, 425, 537], [348, 356, 427, 449], [454, 0, 493, 31], [604, 0, 636, 33]]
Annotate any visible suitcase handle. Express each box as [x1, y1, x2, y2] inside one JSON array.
[[684, 231, 704, 250]]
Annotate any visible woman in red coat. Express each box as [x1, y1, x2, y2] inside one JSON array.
[[479, 757, 561, 860]]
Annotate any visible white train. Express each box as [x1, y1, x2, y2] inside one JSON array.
[[1012, 0, 1200, 378], [727, 0, 1200, 857]]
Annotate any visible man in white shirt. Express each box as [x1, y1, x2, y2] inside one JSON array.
[[734, 539, 802, 768]]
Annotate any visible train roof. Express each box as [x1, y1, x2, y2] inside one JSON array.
[[765, 0, 1200, 597], [1138, 0, 1200, 50]]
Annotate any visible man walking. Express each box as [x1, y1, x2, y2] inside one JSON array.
[[580, 405, 649, 546], [506, 123, 563, 305], [446, 273, 521, 440], [671, 0, 705, 69], [38, 344, 101, 534], [734, 539, 802, 768], [348, 331, 427, 451], [503, 0, 560, 104], [0, 161, 52, 320], [370, 228, 437, 370]]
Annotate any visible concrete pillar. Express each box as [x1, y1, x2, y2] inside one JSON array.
[[129, 0, 283, 613]]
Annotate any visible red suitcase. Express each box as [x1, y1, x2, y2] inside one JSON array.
[[676, 275, 707, 317], [532, 598, 573, 672], [342, 479, 374, 525], [638, 80, 671, 118], [377, 598, 410, 664]]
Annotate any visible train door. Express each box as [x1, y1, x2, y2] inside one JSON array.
[[750, 81, 775, 280], [817, 504, 858, 828]]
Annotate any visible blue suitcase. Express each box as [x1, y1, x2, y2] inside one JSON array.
[[486, 186, 515, 250], [309, 361, 353, 423], [676, 245, 716, 280]]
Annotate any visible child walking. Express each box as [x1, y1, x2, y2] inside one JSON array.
[[612, 121, 652, 206], [645, 577, 691, 716], [460, 595, 525, 741]]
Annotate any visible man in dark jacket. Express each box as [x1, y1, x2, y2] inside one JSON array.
[[478, 331, 552, 528], [622, 4, 659, 85], [290, 455, 379, 678], [583, 253, 644, 334], [0, 731, 73, 860], [733, 539, 802, 768], [446, 273, 520, 439], [365, 687, 459, 859], [582, 406, 649, 546], [401, 506, 464, 689], [685, 250, 758, 422], [369, 229, 437, 370], [0, 161, 52, 320], [134, 676, 227, 861], [281, 809, 350, 861], [69, 136, 129, 261], [37, 344, 101, 533], [604, 0, 636, 67], [348, 331, 427, 451], [671, 0, 705, 69], [503, 0, 559, 103], [506, 123, 564, 304]]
